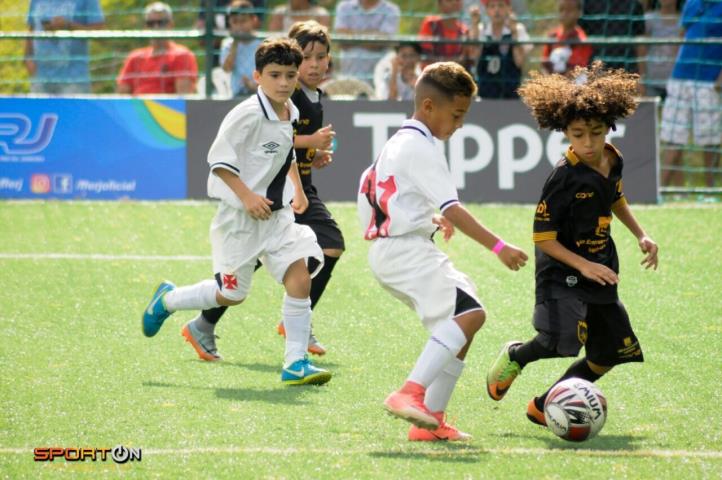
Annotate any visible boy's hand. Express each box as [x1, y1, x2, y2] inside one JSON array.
[[241, 192, 274, 220], [311, 150, 333, 169], [310, 124, 335, 151], [291, 190, 308, 215], [432, 214, 455, 241], [497, 243, 528, 271], [579, 261, 619, 286], [638, 236, 658, 270]]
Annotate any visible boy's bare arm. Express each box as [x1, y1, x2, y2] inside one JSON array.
[[287, 162, 308, 214], [443, 204, 528, 270], [294, 124, 334, 150], [215, 168, 273, 220], [612, 200, 659, 270], [537, 239, 619, 286]]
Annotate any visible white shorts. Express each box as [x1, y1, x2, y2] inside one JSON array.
[[660, 79, 721, 146], [368, 235, 483, 331], [210, 202, 323, 301]]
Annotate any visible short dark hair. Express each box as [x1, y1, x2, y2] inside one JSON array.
[[416, 61, 477, 100], [395, 41, 422, 55], [288, 20, 331, 53], [227, 0, 255, 17], [518, 61, 639, 131], [255, 37, 303, 72]]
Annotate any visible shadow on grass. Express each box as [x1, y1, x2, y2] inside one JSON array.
[[143, 380, 328, 405], [491, 431, 648, 451], [369, 444, 486, 464]]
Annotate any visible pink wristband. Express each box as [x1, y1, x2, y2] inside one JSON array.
[[492, 239, 506, 255]]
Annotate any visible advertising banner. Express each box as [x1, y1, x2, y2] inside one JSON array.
[[187, 99, 658, 204], [0, 97, 187, 200]]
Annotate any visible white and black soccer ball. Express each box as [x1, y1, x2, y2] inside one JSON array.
[[543, 377, 607, 442]]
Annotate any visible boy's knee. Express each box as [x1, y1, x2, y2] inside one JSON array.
[[216, 291, 246, 306], [455, 308, 485, 336]]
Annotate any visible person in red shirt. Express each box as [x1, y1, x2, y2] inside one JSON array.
[[541, 0, 593, 75], [418, 0, 474, 68], [117, 2, 198, 94]]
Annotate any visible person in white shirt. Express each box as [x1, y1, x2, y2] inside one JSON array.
[[357, 62, 528, 441], [141, 38, 332, 386]]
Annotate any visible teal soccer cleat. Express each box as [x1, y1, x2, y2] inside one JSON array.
[[281, 356, 332, 386], [142, 281, 175, 337]]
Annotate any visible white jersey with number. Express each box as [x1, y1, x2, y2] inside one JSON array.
[[207, 86, 299, 212], [357, 119, 460, 239]]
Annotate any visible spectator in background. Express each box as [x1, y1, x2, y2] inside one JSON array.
[[418, 0, 474, 69], [221, 0, 262, 96], [660, 0, 722, 187], [333, 0, 401, 85], [196, 0, 266, 68], [117, 2, 198, 95], [541, 0, 593, 75], [269, 0, 330, 32], [640, 0, 680, 98], [25, 0, 105, 94], [578, 0, 646, 74], [375, 42, 422, 100], [471, 0, 531, 99]]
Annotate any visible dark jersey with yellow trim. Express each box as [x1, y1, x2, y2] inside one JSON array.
[[291, 86, 324, 190], [533, 144, 627, 304]]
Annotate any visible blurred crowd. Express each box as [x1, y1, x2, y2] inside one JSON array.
[[24, 0, 721, 186]]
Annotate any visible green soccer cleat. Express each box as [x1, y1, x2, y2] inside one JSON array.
[[486, 341, 523, 401]]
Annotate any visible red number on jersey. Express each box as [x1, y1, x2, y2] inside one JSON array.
[[360, 168, 397, 240]]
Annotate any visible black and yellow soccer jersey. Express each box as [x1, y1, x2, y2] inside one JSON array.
[[291, 86, 324, 191], [533, 144, 627, 304]]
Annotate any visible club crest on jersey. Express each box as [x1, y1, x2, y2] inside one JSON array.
[[222, 274, 238, 290], [566, 275, 578, 287], [262, 141, 280, 154]]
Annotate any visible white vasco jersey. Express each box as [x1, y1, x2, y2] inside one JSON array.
[[207, 86, 300, 211], [357, 119, 460, 239]]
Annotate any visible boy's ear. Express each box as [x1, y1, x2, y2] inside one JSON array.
[[252, 69, 261, 84]]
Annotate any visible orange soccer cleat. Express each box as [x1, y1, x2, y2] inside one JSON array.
[[408, 412, 472, 441], [276, 322, 327, 356], [383, 381, 439, 430], [526, 397, 547, 426]]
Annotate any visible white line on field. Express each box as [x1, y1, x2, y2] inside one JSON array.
[[0, 253, 209, 261], [1, 446, 720, 459]]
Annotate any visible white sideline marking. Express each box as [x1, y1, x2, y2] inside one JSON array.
[[1, 446, 720, 459], [0, 253, 209, 262]]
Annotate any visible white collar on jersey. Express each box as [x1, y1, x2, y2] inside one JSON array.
[[300, 83, 320, 103], [399, 119, 434, 143], [256, 86, 300, 123]]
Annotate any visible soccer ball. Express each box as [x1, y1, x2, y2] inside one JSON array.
[[543, 377, 607, 442]]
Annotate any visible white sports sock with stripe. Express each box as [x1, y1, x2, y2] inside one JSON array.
[[425, 357, 465, 413], [282, 295, 311, 367], [408, 319, 467, 387], [163, 280, 220, 311]]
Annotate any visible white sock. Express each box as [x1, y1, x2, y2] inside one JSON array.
[[282, 295, 311, 367], [163, 280, 220, 311], [425, 357, 465, 413], [408, 320, 467, 387]]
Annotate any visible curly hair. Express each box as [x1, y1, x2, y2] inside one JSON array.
[[518, 62, 639, 131]]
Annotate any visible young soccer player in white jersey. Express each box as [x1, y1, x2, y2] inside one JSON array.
[[141, 38, 332, 386], [357, 62, 528, 441]]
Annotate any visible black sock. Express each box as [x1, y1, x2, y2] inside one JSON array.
[[537, 357, 604, 409], [509, 338, 558, 369], [201, 306, 227, 325], [309, 255, 339, 309]]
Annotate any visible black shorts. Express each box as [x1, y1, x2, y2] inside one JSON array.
[[295, 187, 345, 251], [533, 298, 643, 366]]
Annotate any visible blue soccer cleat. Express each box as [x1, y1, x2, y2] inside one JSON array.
[[281, 356, 332, 386], [142, 281, 175, 337]]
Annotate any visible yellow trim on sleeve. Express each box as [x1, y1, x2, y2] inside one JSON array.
[[612, 196, 628, 209], [533, 231, 558, 243]]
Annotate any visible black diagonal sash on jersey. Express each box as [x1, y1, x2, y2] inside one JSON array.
[[265, 145, 294, 212]]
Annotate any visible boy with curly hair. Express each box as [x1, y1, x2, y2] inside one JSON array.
[[486, 62, 659, 427]]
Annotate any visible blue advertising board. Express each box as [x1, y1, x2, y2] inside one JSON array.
[[0, 97, 186, 199]]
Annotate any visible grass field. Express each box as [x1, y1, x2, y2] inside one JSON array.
[[1, 201, 720, 479]]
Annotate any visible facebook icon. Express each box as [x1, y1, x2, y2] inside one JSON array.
[[53, 174, 73, 194]]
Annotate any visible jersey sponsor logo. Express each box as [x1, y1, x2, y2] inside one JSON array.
[[222, 274, 238, 290], [262, 141, 280, 154], [595, 216, 612, 238], [566, 275, 578, 287], [535, 200, 551, 222], [575, 191, 594, 199]]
